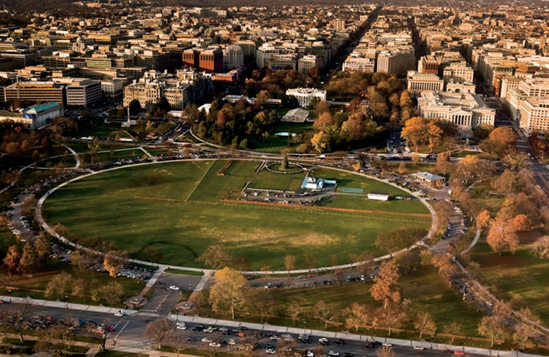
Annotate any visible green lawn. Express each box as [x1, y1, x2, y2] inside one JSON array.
[[320, 195, 431, 215], [471, 242, 549, 327], [200, 266, 484, 340], [250, 169, 305, 192], [311, 168, 415, 197], [0, 260, 145, 308], [42, 160, 431, 270], [250, 136, 292, 154], [78, 122, 133, 141]]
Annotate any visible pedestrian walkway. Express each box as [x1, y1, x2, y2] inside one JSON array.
[[0, 295, 137, 316]]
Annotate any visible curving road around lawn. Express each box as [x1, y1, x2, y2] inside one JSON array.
[[35, 157, 438, 275]]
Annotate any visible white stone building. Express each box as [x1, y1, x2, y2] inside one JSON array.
[[285, 88, 327, 108], [417, 91, 496, 132]]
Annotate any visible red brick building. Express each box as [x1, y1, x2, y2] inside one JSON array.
[[198, 49, 223, 73]]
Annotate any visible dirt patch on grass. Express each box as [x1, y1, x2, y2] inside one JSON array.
[[479, 253, 529, 269], [201, 227, 343, 248]]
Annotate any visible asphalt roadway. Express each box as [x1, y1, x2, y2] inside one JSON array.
[[0, 304, 492, 357]]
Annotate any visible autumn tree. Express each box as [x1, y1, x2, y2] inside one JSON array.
[[287, 301, 302, 326], [414, 311, 437, 339], [454, 155, 482, 185], [146, 318, 173, 349], [284, 254, 296, 274], [487, 208, 519, 255], [209, 267, 248, 319], [34, 233, 51, 264], [432, 254, 459, 285], [401, 117, 428, 152], [436, 152, 450, 175], [371, 259, 402, 308], [427, 121, 443, 153], [313, 112, 335, 132], [480, 127, 517, 158], [375, 304, 407, 336], [513, 324, 536, 350], [444, 321, 463, 344], [197, 245, 233, 271], [513, 214, 532, 232], [314, 300, 338, 329], [477, 316, 507, 347], [345, 303, 368, 332], [99, 281, 124, 304], [17, 241, 38, 276], [477, 210, 491, 230], [3, 245, 21, 273], [46, 271, 72, 298], [103, 251, 127, 277]]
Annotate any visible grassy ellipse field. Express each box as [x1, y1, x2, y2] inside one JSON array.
[[42, 160, 431, 270]]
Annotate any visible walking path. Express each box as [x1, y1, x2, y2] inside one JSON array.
[[62, 144, 81, 168]]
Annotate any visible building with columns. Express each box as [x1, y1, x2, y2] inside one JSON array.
[[407, 71, 444, 94], [417, 91, 496, 133], [285, 88, 327, 108]]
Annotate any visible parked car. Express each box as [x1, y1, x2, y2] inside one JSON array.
[[318, 338, 329, 346]]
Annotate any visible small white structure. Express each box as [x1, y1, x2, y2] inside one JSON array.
[[302, 177, 325, 190], [367, 192, 390, 201], [413, 172, 446, 184], [198, 103, 211, 114], [285, 88, 327, 108], [282, 108, 309, 123]]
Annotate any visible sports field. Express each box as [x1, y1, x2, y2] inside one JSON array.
[[42, 160, 431, 269]]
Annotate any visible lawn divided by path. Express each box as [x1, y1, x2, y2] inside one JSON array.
[[471, 241, 549, 327], [42, 160, 431, 270]]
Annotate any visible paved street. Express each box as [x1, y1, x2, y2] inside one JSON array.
[[0, 304, 511, 357]]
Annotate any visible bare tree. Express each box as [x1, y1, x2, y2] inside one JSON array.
[[146, 318, 173, 349], [35, 324, 74, 356], [304, 253, 317, 270], [248, 291, 276, 323], [333, 268, 345, 287], [8, 298, 36, 342], [197, 245, 233, 271], [443, 321, 463, 344], [414, 311, 437, 339], [287, 302, 302, 326], [477, 316, 507, 347], [376, 345, 395, 357], [314, 301, 338, 329], [169, 332, 188, 357]]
